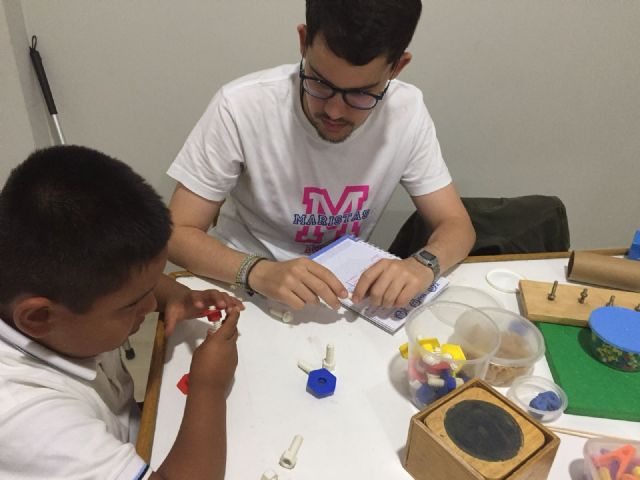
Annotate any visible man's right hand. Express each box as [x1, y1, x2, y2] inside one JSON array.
[[248, 258, 348, 310]]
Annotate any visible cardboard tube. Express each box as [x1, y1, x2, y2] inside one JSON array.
[[567, 251, 640, 292]]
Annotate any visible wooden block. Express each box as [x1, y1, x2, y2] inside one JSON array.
[[425, 387, 544, 479], [404, 379, 559, 480], [518, 280, 640, 327]]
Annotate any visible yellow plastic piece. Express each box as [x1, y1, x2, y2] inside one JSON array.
[[399, 338, 440, 359], [597, 467, 612, 480], [440, 343, 466, 362], [632, 466, 640, 478]]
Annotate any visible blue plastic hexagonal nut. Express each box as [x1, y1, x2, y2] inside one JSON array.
[[306, 368, 336, 398]]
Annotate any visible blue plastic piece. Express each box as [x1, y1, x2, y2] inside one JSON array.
[[307, 368, 336, 398], [440, 370, 458, 393], [628, 229, 640, 260], [416, 384, 437, 405], [529, 391, 562, 411]]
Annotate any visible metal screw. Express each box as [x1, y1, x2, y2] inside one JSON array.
[[606, 296, 615, 307], [578, 288, 588, 304], [547, 281, 558, 301]]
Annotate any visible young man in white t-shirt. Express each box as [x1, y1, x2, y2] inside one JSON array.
[[0, 146, 243, 480], [167, 0, 475, 312]]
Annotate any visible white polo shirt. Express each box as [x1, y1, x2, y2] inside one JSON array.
[[0, 319, 152, 480]]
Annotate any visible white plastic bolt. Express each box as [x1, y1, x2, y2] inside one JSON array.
[[297, 360, 316, 374], [409, 379, 422, 390], [422, 353, 440, 366], [426, 374, 464, 389], [279, 434, 303, 469], [269, 308, 293, 323], [260, 469, 278, 480], [322, 343, 336, 371]]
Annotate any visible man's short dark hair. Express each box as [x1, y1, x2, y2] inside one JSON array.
[[305, 0, 422, 66], [0, 145, 172, 313]]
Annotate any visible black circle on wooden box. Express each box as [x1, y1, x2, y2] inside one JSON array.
[[444, 399, 523, 462]]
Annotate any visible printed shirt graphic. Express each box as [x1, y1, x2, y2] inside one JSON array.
[[294, 186, 370, 253]]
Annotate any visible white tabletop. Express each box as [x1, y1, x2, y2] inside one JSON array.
[[149, 258, 639, 479]]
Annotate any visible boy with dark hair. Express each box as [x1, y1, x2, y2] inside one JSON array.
[[0, 145, 243, 480], [167, 1, 475, 314]]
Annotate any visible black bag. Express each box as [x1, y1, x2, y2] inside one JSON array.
[[389, 195, 570, 258]]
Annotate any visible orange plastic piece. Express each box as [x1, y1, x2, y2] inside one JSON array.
[[593, 444, 637, 480]]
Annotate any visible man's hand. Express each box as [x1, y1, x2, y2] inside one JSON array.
[[351, 257, 433, 308], [163, 289, 244, 336], [248, 258, 348, 310]]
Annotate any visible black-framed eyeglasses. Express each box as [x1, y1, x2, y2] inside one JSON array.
[[298, 59, 391, 111]]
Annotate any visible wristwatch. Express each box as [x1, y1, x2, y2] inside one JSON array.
[[411, 248, 440, 284]]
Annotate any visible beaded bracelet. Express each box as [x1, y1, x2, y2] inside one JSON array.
[[235, 253, 266, 291]]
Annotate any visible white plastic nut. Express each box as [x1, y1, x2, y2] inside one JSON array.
[[260, 469, 278, 480], [279, 434, 303, 469], [322, 343, 335, 371], [269, 308, 293, 323]]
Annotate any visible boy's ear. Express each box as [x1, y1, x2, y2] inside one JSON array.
[[12, 297, 59, 338]]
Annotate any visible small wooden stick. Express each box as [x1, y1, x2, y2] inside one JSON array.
[[549, 426, 636, 443]]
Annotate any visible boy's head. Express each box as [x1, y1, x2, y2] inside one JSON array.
[[304, 0, 422, 66], [0, 146, 171, 356]]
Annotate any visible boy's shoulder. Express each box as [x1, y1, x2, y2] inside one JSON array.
[[0, 321, 96, 408], [0, 320, 147, 478]]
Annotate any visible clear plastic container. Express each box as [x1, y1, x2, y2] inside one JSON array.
[[507, 375, 568, 423], [405, 301, 500, 409], [583, 437, 640, 480], [478, 307, 546, 387]]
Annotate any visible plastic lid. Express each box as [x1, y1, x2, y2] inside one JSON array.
[[589, 306, 640, 354], [435, 285, 503, 309], [485, 269, 525, 293]]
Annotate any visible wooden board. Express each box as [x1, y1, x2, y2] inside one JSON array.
[[518, 280, 640, 327], [424, 387, 545, 480]]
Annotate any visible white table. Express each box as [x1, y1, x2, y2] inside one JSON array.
[[142, 256, 639, 479]]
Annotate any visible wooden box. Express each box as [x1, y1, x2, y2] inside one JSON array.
[[403, 378, 559, 480]]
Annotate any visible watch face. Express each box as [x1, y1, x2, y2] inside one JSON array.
[[418, 250, 436, 262]]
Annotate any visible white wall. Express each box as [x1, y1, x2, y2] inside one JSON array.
[[2, 1, 639, 250]]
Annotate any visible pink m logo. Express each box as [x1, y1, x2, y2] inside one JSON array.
[[294, 186, 369, 244]]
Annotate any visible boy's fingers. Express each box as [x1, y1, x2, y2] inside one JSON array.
[[218, 310, 239, 339]]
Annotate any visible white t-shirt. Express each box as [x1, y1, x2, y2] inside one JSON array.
[[168, 63, 452, 260], [0, 320, 152, 480]]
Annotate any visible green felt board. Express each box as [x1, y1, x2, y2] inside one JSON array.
[[537, 322, 640, 421]]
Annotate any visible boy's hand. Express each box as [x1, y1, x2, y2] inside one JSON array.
[[189, 310, 240, 394], [163, 289, 244, 336]]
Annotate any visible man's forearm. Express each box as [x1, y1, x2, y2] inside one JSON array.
[[422, 216, 476, 273], [169, 226, 249, 286]]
